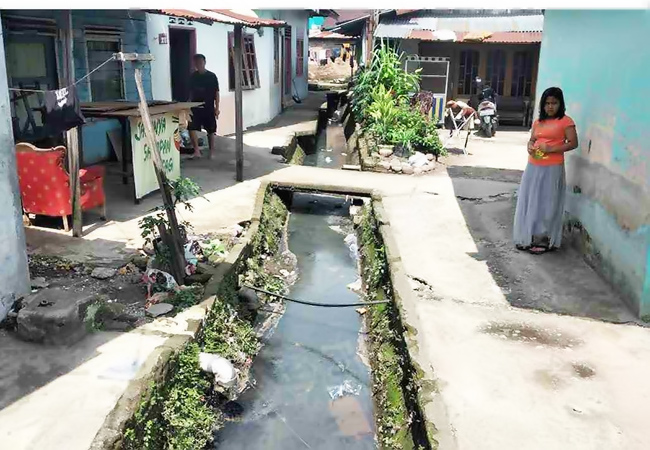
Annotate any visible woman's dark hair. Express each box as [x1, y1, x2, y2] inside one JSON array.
[[539, 87, 566, 120]]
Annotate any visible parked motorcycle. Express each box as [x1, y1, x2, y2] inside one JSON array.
[[477, 100, 498, 137]]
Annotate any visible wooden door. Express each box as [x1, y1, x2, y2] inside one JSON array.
[[284, 26, 292, 97]]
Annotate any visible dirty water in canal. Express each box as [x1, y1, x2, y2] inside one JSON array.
[[214, 192, 375, 449]]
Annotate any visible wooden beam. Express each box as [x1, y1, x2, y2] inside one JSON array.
[[113, 52, 155, 62], [234, 25, 244, 182], [134, 68, 186, 284], [64, 10, 83, 238]]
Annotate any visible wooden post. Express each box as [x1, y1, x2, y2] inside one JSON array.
[[134, 68, 186, 284], [63, 10, 83, 237], [366, 10, 377, 66], [234, 25, 244, 182]]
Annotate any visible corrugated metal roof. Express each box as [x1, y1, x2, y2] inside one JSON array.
[[461, 31, 542, 43], [376, 14, 543, 43], [402, 29, 541, 44], [375, 23, 416, 39], [150, 9, 285, 28], [413, 15, 543, 32], [309, 30, 358, 40]]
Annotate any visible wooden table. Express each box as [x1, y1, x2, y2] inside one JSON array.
[[80, 101, 201, 203]]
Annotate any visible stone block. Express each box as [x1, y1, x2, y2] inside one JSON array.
[[16, 288, 98, 345]]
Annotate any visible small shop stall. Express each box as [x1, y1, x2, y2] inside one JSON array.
[[80, 101, 200, 203]]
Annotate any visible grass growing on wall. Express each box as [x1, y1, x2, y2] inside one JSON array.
[[122, 188, 289, 450], [358, 204, 433, 450]]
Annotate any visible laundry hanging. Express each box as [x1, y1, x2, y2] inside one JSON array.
[[43, 85, 86, 136]]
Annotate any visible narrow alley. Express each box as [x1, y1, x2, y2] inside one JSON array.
[[1, 7, 649, 450]]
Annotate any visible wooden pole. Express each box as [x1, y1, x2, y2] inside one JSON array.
[[134, 68, 186, 284], [64, 10, 83, 237], [234, 25, 244, 182]]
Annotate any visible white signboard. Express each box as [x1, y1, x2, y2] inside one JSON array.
[[130, 112, 181, 200]]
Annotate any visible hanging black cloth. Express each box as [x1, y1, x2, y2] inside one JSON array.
[[43, 85, 86, 136]]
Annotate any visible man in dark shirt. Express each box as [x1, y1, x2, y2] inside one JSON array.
[[188, 54, 220, 159]]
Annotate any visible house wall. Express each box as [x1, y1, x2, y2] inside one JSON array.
[[0, 30, 30, 321], [536, 10, 650, 317], [147, 10, 310, 136], [277, 10, 310, 101], [419, 41, 539, 103], [2, 10, 152, 166]]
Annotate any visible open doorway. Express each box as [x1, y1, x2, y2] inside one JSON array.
[[169, 28, 196, 101]]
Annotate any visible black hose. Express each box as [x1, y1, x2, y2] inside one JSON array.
[[243, 284, 390, 308]]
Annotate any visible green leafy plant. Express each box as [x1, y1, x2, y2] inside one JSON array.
[[367, 85, 399, 144], [351, 40, 420, 124], [138, 177, 203, 269], [168, 286, 203, 310]]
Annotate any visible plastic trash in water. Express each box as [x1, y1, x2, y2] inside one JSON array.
[[328, 379, 363, 400], [325, 156, 333, 163], [344, 234, 359, 260], [199, 353, 238, 388]]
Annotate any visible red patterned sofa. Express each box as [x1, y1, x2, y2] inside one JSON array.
[[16, 143, 106, 231]]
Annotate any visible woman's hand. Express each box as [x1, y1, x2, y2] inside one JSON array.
[[527, 141, 536, 155], [538, 142, 554, 153]]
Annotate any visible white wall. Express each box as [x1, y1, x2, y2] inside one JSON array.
[[276, 10, 310, 100], [146, 12, 284, 136]]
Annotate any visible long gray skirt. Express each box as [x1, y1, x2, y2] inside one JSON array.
[[513, 163, 566, 248]]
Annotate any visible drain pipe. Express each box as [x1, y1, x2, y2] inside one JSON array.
[[242, 285, 390, 308]]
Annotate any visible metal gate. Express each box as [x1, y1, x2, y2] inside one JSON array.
[[405, 56, 450, 124]]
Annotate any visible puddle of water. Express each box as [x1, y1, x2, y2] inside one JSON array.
[[214, 193, 375, 449], [482, 322, 581, 349]]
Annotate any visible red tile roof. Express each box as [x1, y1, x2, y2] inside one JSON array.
[[151, 9, 285, 28], [208, 10, 285, 27]]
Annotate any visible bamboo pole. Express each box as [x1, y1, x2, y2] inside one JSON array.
[[134, 68, 186, 283]]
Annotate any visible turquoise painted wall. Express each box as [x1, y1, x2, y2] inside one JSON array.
[[536, 10, 650, 316], [4, 10, 152, 166]]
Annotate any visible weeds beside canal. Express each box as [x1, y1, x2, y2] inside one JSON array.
[[358, 204, 433, 450], [122, 188, 289, 450]]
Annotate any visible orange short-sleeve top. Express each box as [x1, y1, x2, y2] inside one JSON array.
[[529, 115, 576, 166]]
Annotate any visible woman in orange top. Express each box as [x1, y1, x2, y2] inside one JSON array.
[[513, 87, 579, 254]]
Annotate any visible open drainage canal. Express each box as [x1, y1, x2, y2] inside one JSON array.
[[215, 192, 375, 449]]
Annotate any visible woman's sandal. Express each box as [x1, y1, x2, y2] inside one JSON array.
[[528, 246, 551, 255]]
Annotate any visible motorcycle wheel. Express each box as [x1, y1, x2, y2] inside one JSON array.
[[485, 122, 493, 138]]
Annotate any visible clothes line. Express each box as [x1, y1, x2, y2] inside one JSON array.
[[8, 52, 138, 93]]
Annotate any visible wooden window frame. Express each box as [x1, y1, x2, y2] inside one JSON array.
[[228, 31, 260, 91], [84, 27, 125, 102], [273, 28, 280, 84], [457, 50, 480, 96], [296, 37, 305, 77], [486, 49, 506, 96], [511, 50, 533, 98]]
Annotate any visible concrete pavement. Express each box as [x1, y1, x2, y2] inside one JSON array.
[[4, 113, 649, 449]]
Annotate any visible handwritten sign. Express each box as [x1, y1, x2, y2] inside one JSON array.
[[130, 112, 181, 200]]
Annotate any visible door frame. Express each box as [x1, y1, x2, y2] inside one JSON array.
[[168, 26, 197, 101]]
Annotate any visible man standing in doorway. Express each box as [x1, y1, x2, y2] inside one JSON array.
[[189, 54, 220, 159]]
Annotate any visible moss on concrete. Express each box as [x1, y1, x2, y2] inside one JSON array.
[[122, 187, 289, 450], [358, 205, 433, 450], [288, 144, 306, 165]]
